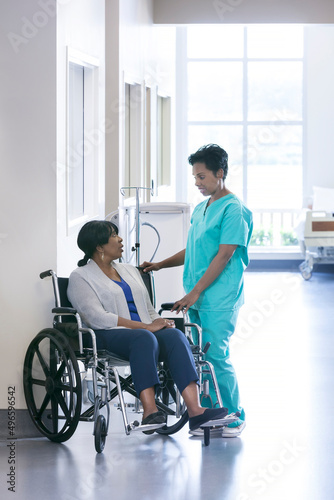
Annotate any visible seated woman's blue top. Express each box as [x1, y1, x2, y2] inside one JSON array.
[[113, 277, 141, 322]]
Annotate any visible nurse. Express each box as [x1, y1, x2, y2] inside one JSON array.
[[142, 144, 253, 437]]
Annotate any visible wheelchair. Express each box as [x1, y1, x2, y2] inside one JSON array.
[[23, 268, 239, 452]]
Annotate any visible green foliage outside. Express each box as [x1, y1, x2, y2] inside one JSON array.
[[280, 230, 299, 246], [250, 227, 273, 246], [250, 227, 299, 246]]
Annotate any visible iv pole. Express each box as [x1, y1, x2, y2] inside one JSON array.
[[120, 186, 154, 266]]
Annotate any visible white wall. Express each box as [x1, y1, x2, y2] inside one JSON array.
[[0, 0, 57, 409], [304, 25, 334, 204], [0, 0, 105, 411], [105, 0, 121, 217], [153, 0, 334, 24], [56, 0, 105, 276]]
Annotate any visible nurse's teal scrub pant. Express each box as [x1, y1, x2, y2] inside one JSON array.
[[188, 307, 245, 427]]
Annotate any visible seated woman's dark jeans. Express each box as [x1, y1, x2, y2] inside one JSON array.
[[84, 327, 199, 397]]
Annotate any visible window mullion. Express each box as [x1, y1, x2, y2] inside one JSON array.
[[243, 26, 248, 205]]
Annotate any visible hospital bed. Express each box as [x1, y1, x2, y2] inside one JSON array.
[[299, 210, 334, 280]]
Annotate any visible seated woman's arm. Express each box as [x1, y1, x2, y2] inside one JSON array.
[[117, 316, 173, 332], [68, 272, 119, 329], [68, 271, 169, 332]]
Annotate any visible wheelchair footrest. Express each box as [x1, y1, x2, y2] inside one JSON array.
[[199, 412, 240, 428], [130, 422, 166, 433]]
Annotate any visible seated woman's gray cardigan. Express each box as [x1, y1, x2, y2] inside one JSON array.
[[67, 259, 160, 330]]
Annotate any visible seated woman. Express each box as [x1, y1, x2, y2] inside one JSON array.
[[67, 220, 228, 433]]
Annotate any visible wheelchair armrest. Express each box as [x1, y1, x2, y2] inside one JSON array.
[[52, 307, 77, 315], [159, 302, 175, 312], [202, 341, 211, 354], [190, 342, 211, 355]]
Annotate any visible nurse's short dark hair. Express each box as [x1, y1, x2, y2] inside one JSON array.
[[188, 144, 228, 180], [77, 220, 119, 267]]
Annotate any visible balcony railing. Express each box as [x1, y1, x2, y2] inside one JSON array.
[[250, 209, 301, 247]]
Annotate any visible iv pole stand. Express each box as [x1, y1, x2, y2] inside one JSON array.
[[120, 186, 154, 266]]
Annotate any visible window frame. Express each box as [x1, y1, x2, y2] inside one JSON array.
[[178, 25, 305, 252], [66, 47, 100, 235]]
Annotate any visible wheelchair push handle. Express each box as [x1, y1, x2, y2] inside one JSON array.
[[159, 303, 175, 312], [40, 269, 54, 279]]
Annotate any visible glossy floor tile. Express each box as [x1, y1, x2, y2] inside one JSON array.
[[1, 272, 334, 500]]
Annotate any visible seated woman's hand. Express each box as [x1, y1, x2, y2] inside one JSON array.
[[144, 318, 175, 332]]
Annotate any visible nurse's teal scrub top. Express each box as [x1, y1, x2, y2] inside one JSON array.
[[183, 194, 253, 312]]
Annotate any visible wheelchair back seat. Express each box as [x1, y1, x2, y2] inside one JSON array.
[[138, 268, 185, 332], [137, 266, 155, 307], [58, 277, 73, 309], [54, 276, 83, 351]]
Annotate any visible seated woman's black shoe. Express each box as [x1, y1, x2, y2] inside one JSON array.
[[141, 410, 167, 435], [189, 407, 229, 431]]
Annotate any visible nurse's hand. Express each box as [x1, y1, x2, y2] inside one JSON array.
[[171, 290, 201, 314], [141, 261, 161, 272]]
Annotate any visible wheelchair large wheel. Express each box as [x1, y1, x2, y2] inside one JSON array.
[[155, 366, 189, 435], [23, 328, 82, 443]]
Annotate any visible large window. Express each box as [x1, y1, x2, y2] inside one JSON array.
[[124, 82, 143, 192], [68, 63, 85, 220], [67, 49, 100, 233], [185, 25, 304, 249]]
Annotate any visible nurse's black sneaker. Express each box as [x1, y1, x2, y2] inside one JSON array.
[[188, 407, 229, 431]]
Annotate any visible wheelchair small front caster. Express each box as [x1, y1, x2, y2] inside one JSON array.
[[301, 267, 312, 280], [299, 262, 312, 280], [95, 415, 107, 453]]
